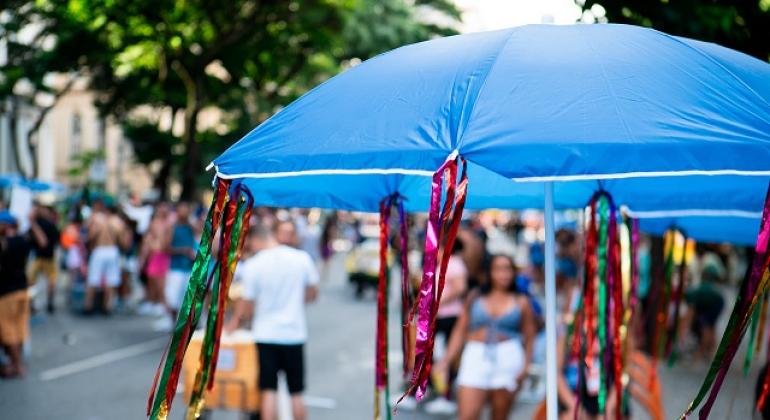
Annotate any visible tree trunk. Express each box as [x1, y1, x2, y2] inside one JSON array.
[[177, 65, 203, 201], [153, 156, 173, 200], [7, 97, 28, 177]]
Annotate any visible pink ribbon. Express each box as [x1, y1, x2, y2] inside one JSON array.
[[401, 154, 467, 401]]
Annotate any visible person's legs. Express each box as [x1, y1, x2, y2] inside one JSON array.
[[44, 259, 58, 313], [457, 386, 487, 420], [282, 344, 306, 420], [102, 248, 121, 314], [103, 288, 114, 313], [260, 391, 277, 420], [83, 286, 96, 312], [291, 395, 307, 420], [85, 248, 104, 312], [257, 343, 280, 420], [5, 343, 24, 376], [490, 389, 515, 420]]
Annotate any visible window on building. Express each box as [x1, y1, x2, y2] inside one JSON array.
[[71, 113, 82, 157]]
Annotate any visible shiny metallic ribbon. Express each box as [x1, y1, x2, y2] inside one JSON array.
[[608, 200, 624, 420], [401, 155, 467, 402], [654, 230, 676, 362], [596, 195, 609, 412], [667, 234, 689, 365], [683, 183, 770, 419], [148, 178, 230, 419], [188, 182, 253, 418], [744, 296, 762, 375], [397, 199, 411, 378], [756, 292, 769, 355], [375, 195, 394, 420]]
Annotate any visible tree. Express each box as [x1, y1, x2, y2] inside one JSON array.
[[1, 0, 461, 199], [578, 0, 770, 63]]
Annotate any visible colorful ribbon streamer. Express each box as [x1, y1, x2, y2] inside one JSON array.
[[188, 182, 253, 418], [147, 179, 253, 420], [570, 191, 628, 418], [683, 183, 770, 419], [397, 199, 412, 379], [401, 155, 467, 402], [374, 195, 395, 420]]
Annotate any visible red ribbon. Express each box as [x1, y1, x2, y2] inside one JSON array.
[[402, 155, 467, 401]]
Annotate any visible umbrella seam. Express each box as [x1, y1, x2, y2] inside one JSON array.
[[658, 31, 770, 111], [454, 27, 520, 152]]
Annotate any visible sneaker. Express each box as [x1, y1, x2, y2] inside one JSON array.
[[424, 397, 457, 415], [151, 303, 167, 317], [136, 301, 154, 315], [152, 316, 174, 332]]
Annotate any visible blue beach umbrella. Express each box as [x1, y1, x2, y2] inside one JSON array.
[[210, 24, 770, 419]]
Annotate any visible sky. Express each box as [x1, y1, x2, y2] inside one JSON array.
[[454, 0, 588, 32]]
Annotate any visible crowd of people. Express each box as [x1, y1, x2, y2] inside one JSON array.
[[0, 196, 745, 419]]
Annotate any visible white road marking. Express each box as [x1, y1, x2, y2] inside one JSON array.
[[304, 395, 337, 409], [40, 337, 167, 381]]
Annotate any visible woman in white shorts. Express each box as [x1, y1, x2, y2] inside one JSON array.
[[436, 254, 536, 420]]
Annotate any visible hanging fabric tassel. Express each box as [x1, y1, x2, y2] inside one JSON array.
[[608, 200, 624, 420], [683, 183, 770, 419], [570, 194, 599, 420], [397, 199, 412, 379], [758, 316, 770, 411], [401, 154, 467, 402], [756, 292, 769, 355], [147, 179, 253, 420], [148, 179, 229, 420], [744, 300, 762, 375], [596, 194, 610, 413], [667, 236, 690, 365], [375, 195, 395, 420], [572, 191, 625, 419], [654, 230, 676, 361], [187, 182, 253, 418]]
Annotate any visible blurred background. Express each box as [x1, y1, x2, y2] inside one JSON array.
[[0, 1, 768, 419]]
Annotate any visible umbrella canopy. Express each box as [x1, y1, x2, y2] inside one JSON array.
[[213, 23, 770, 213], [0, 173, 65, 192]]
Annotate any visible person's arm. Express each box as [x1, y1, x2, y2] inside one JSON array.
[[226, 259, 257, 332], [439, 262, 468, 304], [225, 298, 254, 333], [517, 296, 536, 385], [304, 253, 320, 303], [437, 292, 476, 373], [28, 217, 48, 249]]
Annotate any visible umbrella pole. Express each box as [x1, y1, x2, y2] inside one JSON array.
[[544, 182, 558, 420]]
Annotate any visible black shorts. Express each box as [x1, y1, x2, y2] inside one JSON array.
[[257, 342, 305, 394]]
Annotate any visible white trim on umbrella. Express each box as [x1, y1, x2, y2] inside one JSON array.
[[512, 169, 770, 182], [626, 209, 762, 219], [209, 165, 434, 179], [207, 162, 770, 183]]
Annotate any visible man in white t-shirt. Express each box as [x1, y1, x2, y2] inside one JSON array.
[[227, 220, 319, 420]]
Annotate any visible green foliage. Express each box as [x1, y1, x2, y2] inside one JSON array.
[[1, 0, 461, 197], [67, 149, 105, 178], [579, 0, 770, 63]]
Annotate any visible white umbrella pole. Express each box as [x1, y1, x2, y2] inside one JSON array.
[[544, 181, 558, 420]]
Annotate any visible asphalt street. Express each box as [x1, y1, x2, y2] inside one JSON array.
[[0, 254, 761, 419]]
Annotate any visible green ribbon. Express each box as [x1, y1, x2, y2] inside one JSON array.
[[149, 182, 226, 419], [657, 231, 675, 360], [188, 195, 248, 414], [744, 298, 762, 375], [596, 195, 609, 412]]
